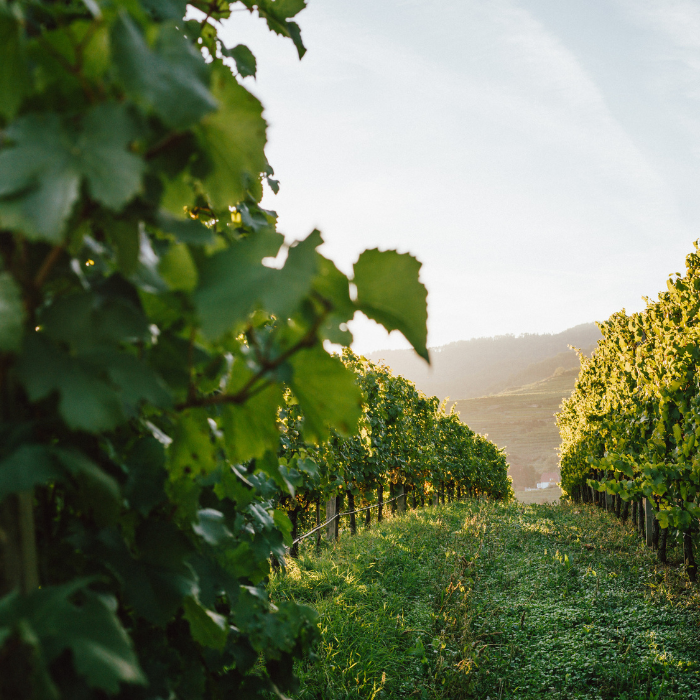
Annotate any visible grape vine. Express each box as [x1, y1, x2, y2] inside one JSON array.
[[558, 243, 700, 581], [0, 0, 511, 697]]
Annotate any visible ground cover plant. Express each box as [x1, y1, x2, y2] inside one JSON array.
[[273, 500, 700, 699]]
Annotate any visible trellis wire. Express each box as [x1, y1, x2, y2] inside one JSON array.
[[292, 494, 403, 545]]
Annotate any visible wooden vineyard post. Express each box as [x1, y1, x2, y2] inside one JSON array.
[[347, 491, 356, 535], [315, 500, 321, 549], [638, 499, 645, 538], [432, 491, 438, 506], [289, 506, 299, 557], [377, 484, 384, 523], [645, 498, 654, 547], [621, 499, 629, 523], [326, 497, 337, 541], [397, 484, 406, 513]]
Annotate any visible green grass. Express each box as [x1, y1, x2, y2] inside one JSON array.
[[270, 501, 700, 699]]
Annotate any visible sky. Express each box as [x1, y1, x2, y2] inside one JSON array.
[[218, 0, 700, 355]]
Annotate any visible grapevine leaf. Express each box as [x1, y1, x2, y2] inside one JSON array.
[[79, 104, 145, 209], [156, 210, 216, 246], [159, 242, 199, 291], [197, 65, 268, 209], [273, 509, 293, 545], [141, 0, 188, 21], [313, 255, 354, 344], [288, 346, 362, 442], [0, 12, 27, 120], [0, 106, 144, 242], [194, 228, 283, 338], [0, 114, 80, 242], [252, 0, 307, 58], [0, 445, 63, 501], [92, 529, 197, 625], [124, 438, 167, 516], [193, 509, 233, 546], [224, 44, 257, 78], [105, 218, 140, 275], [263, 229, 321, 320], [0, 272, 24, 352], [112, 14, 217, 128], [353, 249, 429, 362], [17, 334, 126, 431], [222, 383, 284, 463], [168, 410, 217, 478], [183, 596, 228, 650], [42, 290, 149, 351], [0, 583, 146, 692]]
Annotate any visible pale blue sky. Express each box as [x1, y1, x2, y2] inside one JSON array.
[[218, 0, 700, 354]]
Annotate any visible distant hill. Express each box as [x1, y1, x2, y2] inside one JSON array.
[[367, 323, 601, 490], [366, 323, 600, 400], [449, 367, 579, 489]]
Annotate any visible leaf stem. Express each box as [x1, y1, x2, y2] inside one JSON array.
[[34, 244, 64, 289]]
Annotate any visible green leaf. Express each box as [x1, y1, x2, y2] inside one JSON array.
[[0, 582, 146, 693], [224, 44, 257, 78], [141, 0, 188, 21], [273, 509, 293, 545], [222, 382, 284, 463], [194, 228, 283, 338], [42, 290, 149, 352], [0, 105, 144, 241], [156, 210, 216, 246], [17, 334, 126, 431], [79, 104, 145, 209], [254, 0, 307, 58], [353, 249, 429, 362], [92, 528, 197, 625], [0, 444, 120, 509], [55, 448, 122, 524], [124, 437, 166, 516], [54, 592, 145, 692], [159, 242, 198, 291], [183, 596, 228, 650], [197, 65, 268, 209], [105, 218, 140, 275], [168, 410, 217, 478], [112, 14, 217, 129], [193, 508, 233, 546], [0, 445, 63, 501], [313, 255, 354, 344], [0, 12, 27, 120], [0, 272, 24, 352], [263, 229, 321, 320], [288, 346, 362, 442]]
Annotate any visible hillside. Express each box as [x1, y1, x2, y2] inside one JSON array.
[[450, 367, 579, 489], [367, 324, 599, 489], [366, 323, 600, 401]]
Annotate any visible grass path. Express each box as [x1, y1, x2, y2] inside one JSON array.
[[270, 501, 700, 699]]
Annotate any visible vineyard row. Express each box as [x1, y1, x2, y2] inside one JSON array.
[[558, 242, 700, 580]]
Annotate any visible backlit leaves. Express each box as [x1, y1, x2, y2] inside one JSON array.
[[354, 249, 429, 362], [0, 105, 144, 241]]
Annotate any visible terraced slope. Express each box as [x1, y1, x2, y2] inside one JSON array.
[[450, 367, 579, 490]]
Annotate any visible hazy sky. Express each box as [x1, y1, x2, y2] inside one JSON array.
[[219, 0, 700, 355]]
